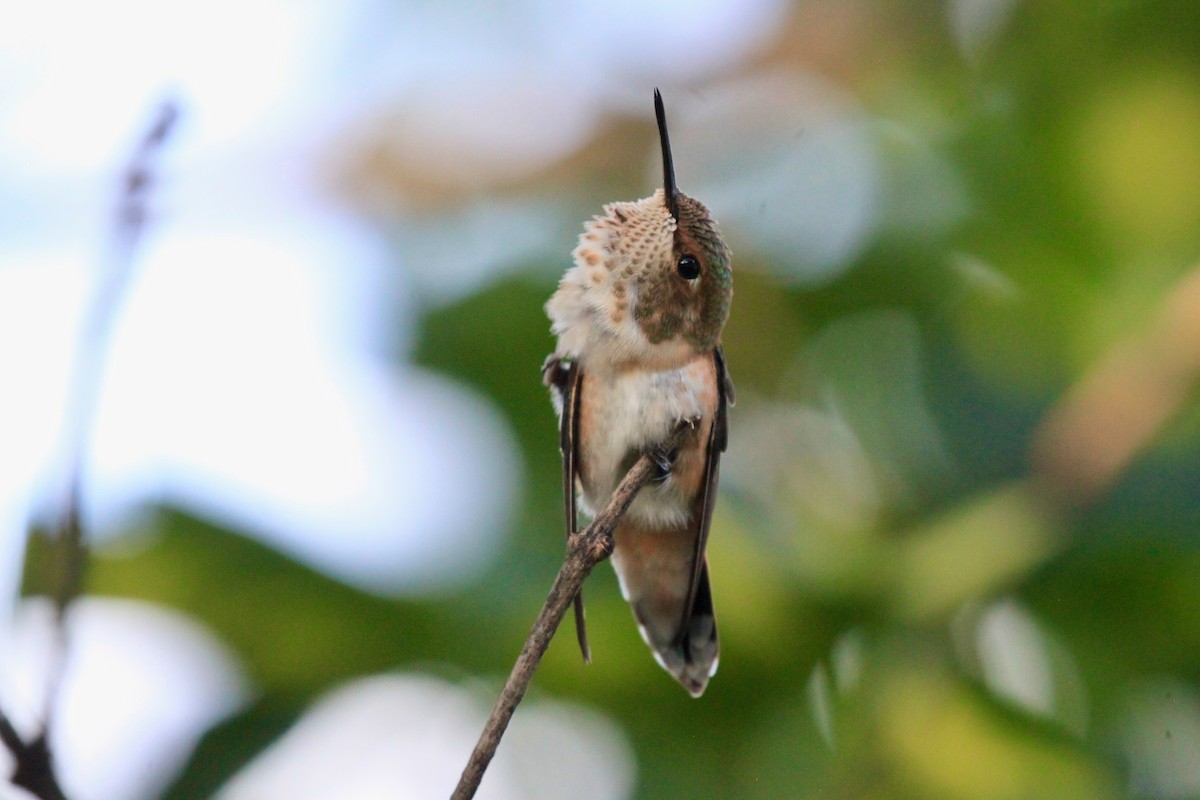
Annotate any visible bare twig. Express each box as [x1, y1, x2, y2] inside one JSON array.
[[451, 423, 691, 800], [0, 711, 21, 758], [0, 708, 66, 800], [40, 99, 178, 737], [39, 100, 178, 728], [1, 100, 179, 800]]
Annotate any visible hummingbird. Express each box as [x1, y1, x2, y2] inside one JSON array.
[[542, 89, 733, 697]]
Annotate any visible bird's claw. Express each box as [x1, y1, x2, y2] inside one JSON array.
[[542, 354, 570, 389], [648, 444, 678, 483]]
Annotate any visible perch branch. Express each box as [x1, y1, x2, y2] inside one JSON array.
[[451, 422, 692, 800]]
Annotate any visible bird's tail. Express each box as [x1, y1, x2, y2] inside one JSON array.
[[611, 526, 719, 697]]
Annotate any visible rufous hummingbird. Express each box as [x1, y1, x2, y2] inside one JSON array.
[[543, 89, 733, 696]]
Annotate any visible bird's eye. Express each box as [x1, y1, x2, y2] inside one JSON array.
[[677, 254, 701, 280]]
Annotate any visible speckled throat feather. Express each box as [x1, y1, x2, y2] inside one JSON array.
[[545, 188, 731, 372]]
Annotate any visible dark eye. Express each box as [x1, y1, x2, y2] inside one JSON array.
[[677, 254, 701, 280]]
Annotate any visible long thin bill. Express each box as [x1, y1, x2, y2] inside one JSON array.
[[654, 88, 679, 219]]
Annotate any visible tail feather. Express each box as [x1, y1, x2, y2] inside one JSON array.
[[611, 520, 719, 696], [621, 557, 719, 697], [660, 563, 719, 697], [573, 592, 591, 663]]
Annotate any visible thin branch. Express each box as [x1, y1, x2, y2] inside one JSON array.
[[39, 100, 179, 731], [0, 709, 66, 800], [0, 711, 23, 763], [0, 99, 179, 800], [451, 423, 691, 800]]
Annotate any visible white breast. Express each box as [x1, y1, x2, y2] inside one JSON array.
[[578, 359, 713, 529]]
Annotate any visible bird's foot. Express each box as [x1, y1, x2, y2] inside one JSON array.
[[647, 444, 678, 483]]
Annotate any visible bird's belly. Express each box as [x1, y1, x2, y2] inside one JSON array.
[[577, 357, 716, 528]]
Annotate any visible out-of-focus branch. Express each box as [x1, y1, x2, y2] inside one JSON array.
[[41, 98, 179, 727], [1, 100, 179, 800], [451, 423, 691, 800], [1031, 265, 1200, 508], [0, 709, 66, 800]]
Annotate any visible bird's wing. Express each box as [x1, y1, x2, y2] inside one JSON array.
[[543, 354, 591, 662], [677, 346, 732, 656]]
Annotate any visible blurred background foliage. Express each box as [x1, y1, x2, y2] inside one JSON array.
[[11, 0, 1200, 798]]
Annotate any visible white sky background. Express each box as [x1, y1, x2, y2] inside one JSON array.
[[0, 0, 797, 796], [0, 0, 527, 599]]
